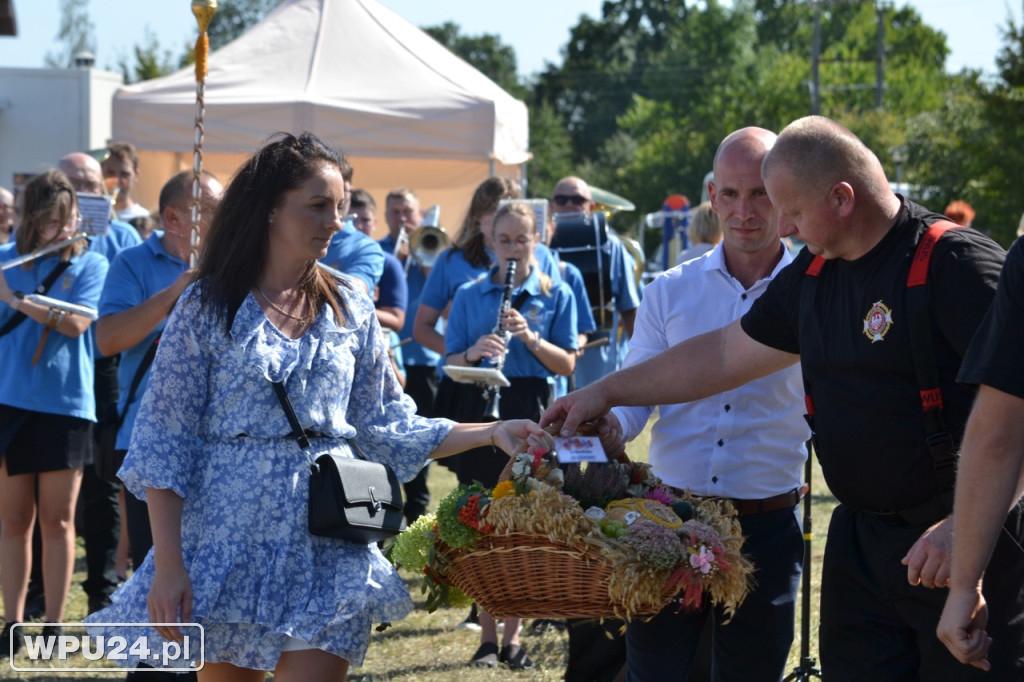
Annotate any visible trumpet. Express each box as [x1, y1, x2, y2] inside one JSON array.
[[482, 260, 516, 422], [394, 225, 451, 276], [409, 226, 450, 269]]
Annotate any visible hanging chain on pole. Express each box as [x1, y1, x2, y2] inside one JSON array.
[[190, 0, 218, 268]]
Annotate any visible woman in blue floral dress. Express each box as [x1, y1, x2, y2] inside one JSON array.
[[88, 133, 550, 681]]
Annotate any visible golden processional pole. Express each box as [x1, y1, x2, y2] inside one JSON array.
[[189, 0, 218, 267]]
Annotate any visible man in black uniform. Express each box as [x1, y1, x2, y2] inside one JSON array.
[[938, 236, 1024, 673], [543, 115, 1024, 681]]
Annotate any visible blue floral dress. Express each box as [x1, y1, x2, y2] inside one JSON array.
[[87, 278, 453, 670]]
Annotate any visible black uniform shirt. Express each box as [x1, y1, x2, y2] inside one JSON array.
[[742, 199, 1005, 511], [959, 236, 1024, 398]]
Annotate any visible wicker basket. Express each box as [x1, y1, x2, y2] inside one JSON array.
[[438, 531, 677, 619]]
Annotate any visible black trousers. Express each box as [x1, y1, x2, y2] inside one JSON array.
[[401, 365, 438, 522], [80, 355, 121, 603], [820, 502, 1024, 681], [625, 505, 804, 681], [444, 377, 549, 488]]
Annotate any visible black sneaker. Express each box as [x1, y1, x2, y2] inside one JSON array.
[[456, 603, 481, 632], [469, 641, 499, 668], [1, 622, 23, 659], [88, 594, 113, 616], [500, 643, 534, 670]]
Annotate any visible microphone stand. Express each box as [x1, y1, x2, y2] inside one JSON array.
[[784, 439, 823, 681]]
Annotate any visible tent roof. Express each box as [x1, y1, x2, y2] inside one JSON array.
[[113, 0, 529, 164]]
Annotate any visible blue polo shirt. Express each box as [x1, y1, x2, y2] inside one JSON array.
[[379, 234, 439, 368], [0, 246, 108, 420], [98, 233, 188, 448], [446, 265, 577, 379], [321, 221, 385, 292], [560, 260, 597, 334], [89, 219, 142, 263], [421, 243, 563, 312], [376, 253, 408, 313]]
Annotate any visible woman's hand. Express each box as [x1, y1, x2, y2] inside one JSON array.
[[466, 333, 506, 364], [491, 419, 555, 456], [501, 308, 533, 344], [147, 563, 193, 642]]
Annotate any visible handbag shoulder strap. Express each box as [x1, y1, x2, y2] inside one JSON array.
[[0, 260, 72, 339], [270, 378, 363, 458], [271, 380, 311, 449]]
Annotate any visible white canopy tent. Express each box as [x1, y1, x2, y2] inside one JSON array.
[[112, 0, 530, 237]]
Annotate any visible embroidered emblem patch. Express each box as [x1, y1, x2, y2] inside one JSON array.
[[863, 300, 893, 343]]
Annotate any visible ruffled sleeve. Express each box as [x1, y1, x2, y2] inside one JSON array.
[[344, 287, 454, 482]]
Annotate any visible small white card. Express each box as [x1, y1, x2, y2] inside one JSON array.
[[554, 436, 607, 463]]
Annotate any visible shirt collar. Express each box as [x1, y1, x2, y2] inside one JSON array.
[[480, 264, 542, 297], [702, 241, 795, 281], [148, 231, 189, 266]]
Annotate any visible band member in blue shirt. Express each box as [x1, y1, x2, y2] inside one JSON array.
[[443, 200, 578, 670], [0, 169, 108, 654]]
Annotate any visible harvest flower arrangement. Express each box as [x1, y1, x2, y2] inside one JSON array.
[[390, 447, 754, 620]]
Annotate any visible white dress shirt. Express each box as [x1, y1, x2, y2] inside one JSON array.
[[612, 244, 809, 499]]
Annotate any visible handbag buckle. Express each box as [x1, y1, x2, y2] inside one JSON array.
[[368, 486, 382, 512]]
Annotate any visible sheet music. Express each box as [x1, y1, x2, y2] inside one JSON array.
[[76, 193, 112, 237]]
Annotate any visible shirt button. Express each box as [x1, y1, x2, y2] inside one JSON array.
[[741, 293, 748, 300], [712, 476, 718, 483], [724, 404, 731, 412], [717, 439, 724, 447]]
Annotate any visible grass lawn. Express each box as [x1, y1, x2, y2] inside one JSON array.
[[1, 418, 838, 681]]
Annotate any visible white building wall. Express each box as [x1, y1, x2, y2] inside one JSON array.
[[0, 66, 122, 191]]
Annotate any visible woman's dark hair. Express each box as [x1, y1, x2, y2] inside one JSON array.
[[17, 169, 83, 262], [196, 132, 350, 332], [452, 176, 520, 268]]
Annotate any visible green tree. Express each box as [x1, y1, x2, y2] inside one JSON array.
[[533, 0, 693, 163], [903, 71, 988, 209], [118, 29, 178, 84], [976, 11, 1024, 244], [527, 102, 576, 198], [44, 0, 96, 68]]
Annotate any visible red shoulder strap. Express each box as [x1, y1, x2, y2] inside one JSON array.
[[907, 220, 960, 288], [805, 255, 825, 276]]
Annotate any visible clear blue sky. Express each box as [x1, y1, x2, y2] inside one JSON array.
[[0, 1, 1018, 78]]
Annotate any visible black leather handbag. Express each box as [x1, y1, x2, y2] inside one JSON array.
[[271, 381, 407, 543]]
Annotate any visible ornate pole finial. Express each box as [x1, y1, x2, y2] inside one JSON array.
[[190, 0, 218, 267]]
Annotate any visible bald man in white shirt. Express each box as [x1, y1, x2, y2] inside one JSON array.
[[607, 127, 809, 681]]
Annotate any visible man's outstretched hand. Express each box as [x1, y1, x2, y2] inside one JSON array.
[[540, 383, 611, 437]]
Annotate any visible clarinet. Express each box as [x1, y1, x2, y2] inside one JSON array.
[[482, 260, 516, 421]]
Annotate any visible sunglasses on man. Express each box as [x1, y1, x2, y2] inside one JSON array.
[[552, 194, 589, 207]]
